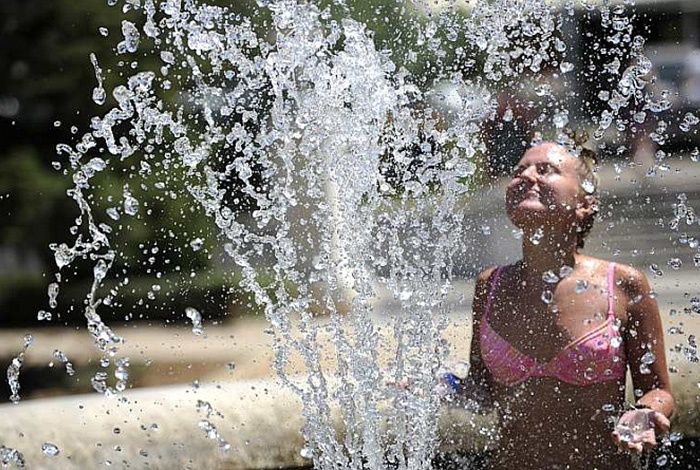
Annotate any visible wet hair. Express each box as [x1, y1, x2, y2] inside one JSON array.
[[532, 129, 600, 249]]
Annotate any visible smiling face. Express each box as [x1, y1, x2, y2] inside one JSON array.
[[506, 142, 594, 238]]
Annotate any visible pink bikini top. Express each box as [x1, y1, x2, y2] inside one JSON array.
[[479, 263, 626, 387]]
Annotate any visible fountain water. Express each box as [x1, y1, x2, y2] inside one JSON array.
[[4, 0, 699, 469]]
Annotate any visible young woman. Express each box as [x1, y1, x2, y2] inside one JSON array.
[[463, 136, 674, 469]]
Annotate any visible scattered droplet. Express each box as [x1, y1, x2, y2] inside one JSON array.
[[641, 351, 656, 365], [123, 187, 140, 216], [42, 443, 60, 457], [529, 228, 544, 245], [185, 307, 204, 336], [542, 270, 559, 284], [559, 61, 574, 73], [581, 179, 596, 194], [48, 282, 59, 308], [541, 289, 553, 304], [559, 265, 573, 278], [118, 20, 140, 54], [691, 148, 700, 162], [37, 310, 52, 321], [649, 264, 663, 277], [574, 279, 589, 294], [667, 258, 682, 270]]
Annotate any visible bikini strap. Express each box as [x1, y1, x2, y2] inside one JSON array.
[[607, 262, 616, 318], [484, 266, 505, 319]]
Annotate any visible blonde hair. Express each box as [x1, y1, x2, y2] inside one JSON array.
[[560, 129, 599, 249]]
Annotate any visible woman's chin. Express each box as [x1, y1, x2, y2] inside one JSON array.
[[506, 201, 548, 221]]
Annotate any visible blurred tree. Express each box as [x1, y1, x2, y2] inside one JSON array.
[[0, 0, 482, 327]]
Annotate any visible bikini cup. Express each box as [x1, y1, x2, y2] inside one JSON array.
[[479, 263, 627, 387]]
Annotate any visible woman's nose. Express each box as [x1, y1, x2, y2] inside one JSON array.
[[520, 165, 538, 182]]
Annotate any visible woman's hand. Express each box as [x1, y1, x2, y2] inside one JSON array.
[[612, 408, 670, 454]]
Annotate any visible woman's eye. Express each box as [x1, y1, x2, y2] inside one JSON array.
[[538, 164, 555, 175]]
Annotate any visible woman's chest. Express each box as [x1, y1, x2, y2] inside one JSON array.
[[487, 280, 627, 361]]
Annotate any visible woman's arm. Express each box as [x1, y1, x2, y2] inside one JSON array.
[[620, 265, 674, 417], [614, 264, 674, 452]]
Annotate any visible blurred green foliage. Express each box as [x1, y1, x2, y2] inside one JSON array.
[[0, 0, 249, 326], [0, 0, 486, 327]]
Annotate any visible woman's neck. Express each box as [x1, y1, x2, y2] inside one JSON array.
[[520, 228, 579, 275]]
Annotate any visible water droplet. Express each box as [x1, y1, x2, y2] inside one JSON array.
[[581, 179, 596, 194], [667, 258, 682, 270], [649, 264, 663, 277], [541, 289, 554, 304], [574, 279, 589, 294], [42, 443, 60, 457], [529, 228, 544, 245], [553, 110, 569, 128], [185, 307, 204, 335], [633, 111, 646, 123], [123, 187, 140, 216], [189, 238, 204, 251], [37, 310, 53, 321], [93, 87, 107, 106], [641, 351, 656, 365], [680, 112, 699, 132], [118, 20, 140, 54], [542, 270, 559, 283], [300, 447, 314, 459], [99, 27, 109, 37], [656, 455, 668, 466], [691, 148, 700, 162], [559, 265, 573, 279], [53, 350, 69, 363], [559, 61, 574, 73]]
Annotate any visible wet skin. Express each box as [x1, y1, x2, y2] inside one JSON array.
[[467, 144, 673, 469]]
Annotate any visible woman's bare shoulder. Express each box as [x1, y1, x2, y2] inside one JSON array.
[[614, 263, 653, 298], [580, 255, 651, 298]]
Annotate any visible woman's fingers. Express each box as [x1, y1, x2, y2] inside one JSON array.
[[651, 411, 671, 434]]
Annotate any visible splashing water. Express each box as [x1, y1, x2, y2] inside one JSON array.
[[35, 0, 693, 468], [6, 335, 33, 404]]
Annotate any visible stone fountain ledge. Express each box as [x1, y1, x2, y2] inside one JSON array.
[[0, 377, 503, 470], [0, 379, 308, 469]]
